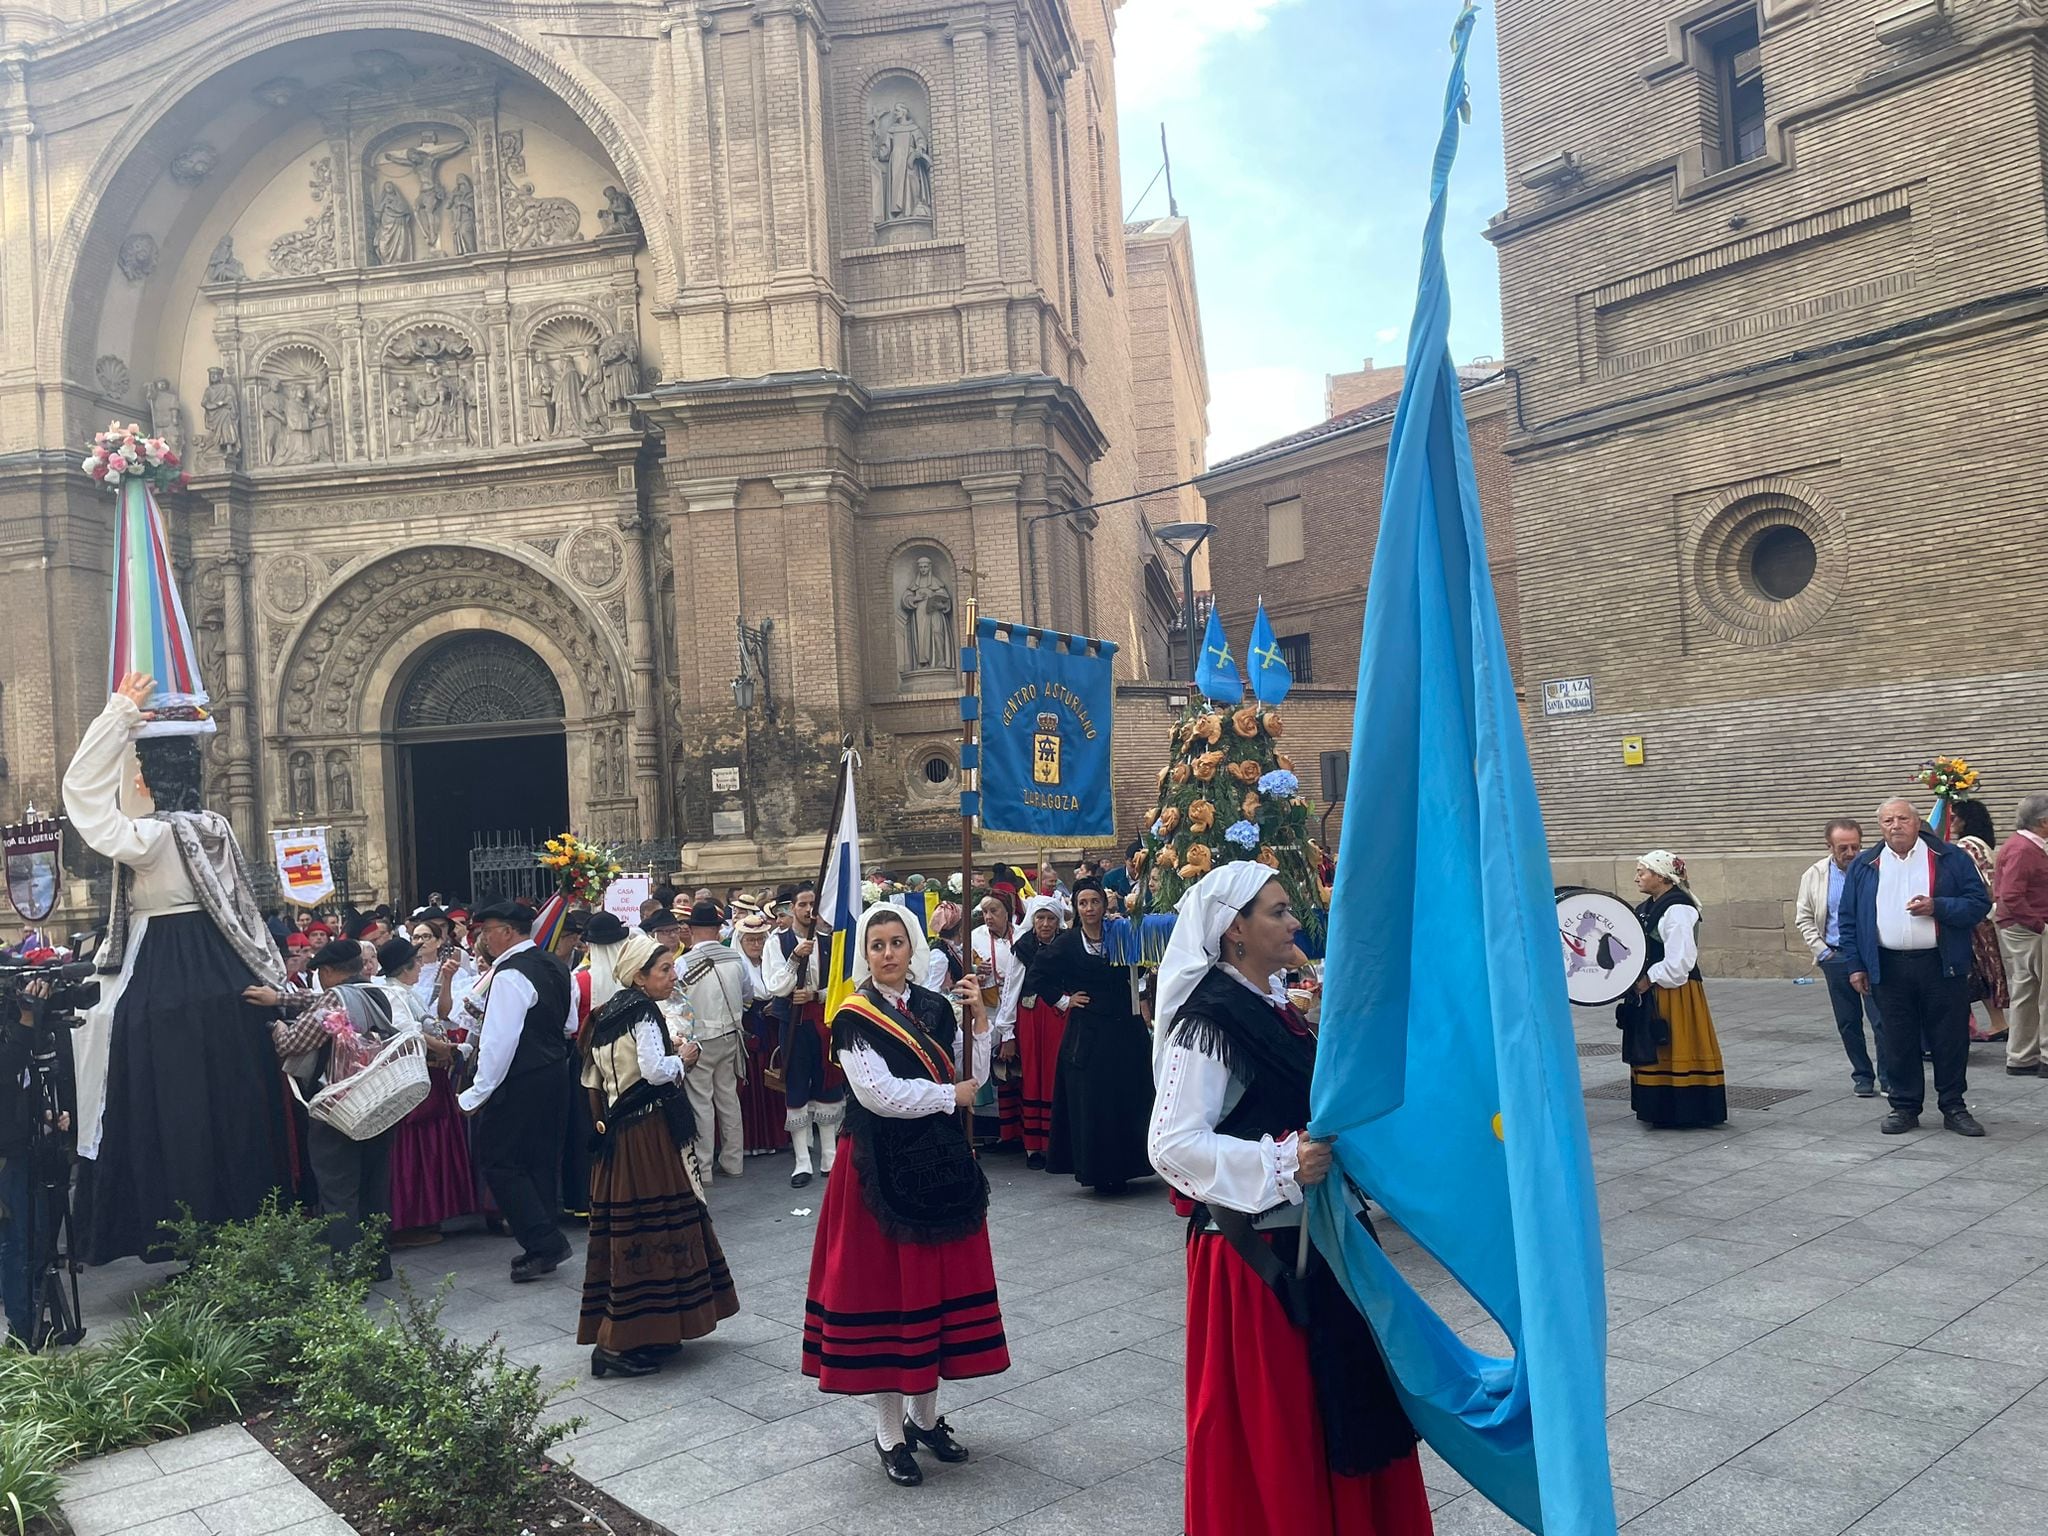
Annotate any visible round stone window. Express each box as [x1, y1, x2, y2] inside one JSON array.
[[905, 746, 957, 806], [1689, 486, 1843, 647], [1747, 524, 1817, 601]]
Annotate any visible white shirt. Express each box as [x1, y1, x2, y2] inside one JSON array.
[[459, 940, 576, 1112], [840, 983, 993, 1119], [1148, 965, 1303, 1215], [1876, 842, 1937, 951], [1646, 905, 1701, 989], [760, 926, 823, 999], [374, 977, 435, 1032], [970, 927, 1021, 1043]]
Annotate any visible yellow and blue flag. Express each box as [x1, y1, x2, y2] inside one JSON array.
[[1306, 9, 1614, 1533], [1193, 605, 1243, 704], [1247, 600, 1293, 706], [817, 749, 863, 1017]]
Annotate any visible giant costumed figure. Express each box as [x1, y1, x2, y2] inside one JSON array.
[[63, 425, 294, 1262]]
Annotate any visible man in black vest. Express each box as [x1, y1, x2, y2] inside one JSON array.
[[461, 901, 575, 1280]]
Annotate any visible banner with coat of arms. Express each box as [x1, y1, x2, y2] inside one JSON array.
[[975, 617, 1117, 845], [3, 816, 64, 923], [271, 827, 335, 908]]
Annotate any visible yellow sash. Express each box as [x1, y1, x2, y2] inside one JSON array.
[[834, 991, 953, 1084]]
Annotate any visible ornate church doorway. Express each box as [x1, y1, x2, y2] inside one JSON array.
[[392, 633, 569, 902]]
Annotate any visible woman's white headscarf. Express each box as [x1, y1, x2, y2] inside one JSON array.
[[1020, 894, 1065, 934], [850, 901, 931, 994], [1152, 863, 1277, 1070], [585, 938, 631, 1012], [605, 932, 669, 997]]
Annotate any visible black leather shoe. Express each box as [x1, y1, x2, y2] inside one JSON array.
[[1853, 1082, 1877, 1098], [511, 1247, 570, 1283], [2007, 1064, 2041, 1076], [875, 1439, 923, 1486], [791, 1171, 813, 1189], [1943, 1110, 1986, 1138], [1881, 1111, 1920, 1135], [1025, 1152, 1046, 1170], [590, 1347, 657, 1379], [905, 1416, 970, 1463]]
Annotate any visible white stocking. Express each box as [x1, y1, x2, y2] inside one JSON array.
[[786, 1106, 814, 1175], [907, 1390, 938, 1432], [817, 1101, 845, 1172], [873, 1392, 906, 1448]]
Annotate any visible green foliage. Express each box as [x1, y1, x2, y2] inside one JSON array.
[[1139, 702, 1325, 929], [158, 1194, 379, 1381], [293, 1275, 582, 1535], [0, 1416, 64, 1536]]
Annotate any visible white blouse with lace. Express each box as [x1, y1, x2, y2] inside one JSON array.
[[840, 984, 993, 1120]]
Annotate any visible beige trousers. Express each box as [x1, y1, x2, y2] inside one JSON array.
[[1998, 924, 2046, 1070], [687, 1030, 747, 1183]]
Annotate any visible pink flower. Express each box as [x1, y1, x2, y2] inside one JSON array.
[[160, 448, 179, 467], [89, 462, 107, 480], [107, 453, 127, 472]]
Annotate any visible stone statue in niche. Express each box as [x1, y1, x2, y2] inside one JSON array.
[[147, 379, 182, 455], [869, 101, 933, 230], [197, 366, 241, 469], [598, 187, 641, 237], [597, 333, 639, 415], [289, 751, 317, 818], [899, 552, 955, 672], [325, 750, 353, 814], [203, 234, 246, 284], [384, 333, 478, 450], [372, 180, 415, 265], [448, 175, 478, 256], [377, 128, 469, 256]]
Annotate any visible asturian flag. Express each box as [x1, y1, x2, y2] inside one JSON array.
[[817, 748, 863, 1016], [1246, 599, 1294, 706], [1193, 605, 1244, 705], [1305, 9, 1615, 1533]]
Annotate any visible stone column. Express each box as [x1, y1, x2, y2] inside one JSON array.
[[216, 550, 261, 852], [617, 505, 665, 839]]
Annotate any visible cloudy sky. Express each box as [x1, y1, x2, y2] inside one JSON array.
[[1115, 0, 1507, 461]]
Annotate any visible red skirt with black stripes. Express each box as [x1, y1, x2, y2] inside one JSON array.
[[801, 1133, 1011, 1396]]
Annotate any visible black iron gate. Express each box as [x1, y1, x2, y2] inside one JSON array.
[[467, 830, 546, 906]]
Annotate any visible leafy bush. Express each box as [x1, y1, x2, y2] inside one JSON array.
[[293, 1276, 583, 1535], [158, 1195, 378, 1380], [0, 1416, 63, 1536]]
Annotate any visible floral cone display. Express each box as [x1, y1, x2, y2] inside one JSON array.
[[1139, 703, 1323, 936]]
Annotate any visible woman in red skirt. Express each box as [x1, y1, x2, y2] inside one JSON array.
[[733, 912, 794, 1154], [1148, 864, 1432, 1536], [1010, 896, 1068, 1166], [802, 904, 1009, 1488]]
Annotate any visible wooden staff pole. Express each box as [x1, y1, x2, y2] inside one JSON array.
[[958, 574, 981, 1150]]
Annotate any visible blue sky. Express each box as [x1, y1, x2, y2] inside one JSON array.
[[1115, 0, 1507, 460]]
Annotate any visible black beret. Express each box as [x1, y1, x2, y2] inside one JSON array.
[[585, 912, 630, 945], [471, 900, 533, 933], [641, 910, 683, 936], [312, 938, 364, 973]]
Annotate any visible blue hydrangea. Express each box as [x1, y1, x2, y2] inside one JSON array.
[[1224, 819, 1262, 850], [1257, 769, 1299, 798]]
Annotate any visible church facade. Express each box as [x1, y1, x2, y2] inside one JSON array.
[[0, 0, 1187, 903]]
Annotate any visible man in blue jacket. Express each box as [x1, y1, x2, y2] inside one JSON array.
[[1838, 797, 1991, 1136]]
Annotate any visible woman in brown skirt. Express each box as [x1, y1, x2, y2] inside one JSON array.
[[579, 932, 740, 1377]]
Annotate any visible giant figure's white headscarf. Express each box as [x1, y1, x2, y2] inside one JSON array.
[[850, 901, 932, 993], [1151, 863, 1277, 1071]]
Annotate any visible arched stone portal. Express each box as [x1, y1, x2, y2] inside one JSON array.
[[392, 632, 568, 902]]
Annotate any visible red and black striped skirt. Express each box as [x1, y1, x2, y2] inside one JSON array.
[[1016, 998, 1068, 1154], [801, 1134, 1010, 1396]]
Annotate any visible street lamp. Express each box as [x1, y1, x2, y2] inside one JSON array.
[[1152, 521, 1214, 683], [332, 828, 354, 909], [731, 616, 774, 717]]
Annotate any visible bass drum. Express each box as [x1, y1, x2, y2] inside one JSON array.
[[1554, 885, 1648, 1008]]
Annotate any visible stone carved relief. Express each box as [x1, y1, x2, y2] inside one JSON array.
[[117, 234, 159, 281], [867, 76, 934, 241], [597, 333, 640, 415], [196, 365, 242, 470], [565, 525, 623, 591], [498, 132, 582, 249], [396, 633, 564, 729], [147, 378, 183, 456], [204, 235, 246, 284], [263, 553, 314, 617], [598, 187, 641, 238], [278, 546, 624, 735], [252, 77, 303, 109], [169, 143, 219, 185], [93, 355, 130, 398], [289, 751, 317, 816], [351, 50, 418, 93], [894, 544, 957, 675], [369, 127, 471, 264], [324, 750, 354, 813], [594, 724, 628, 800], [252, 344, 334, 466], [383, 328, 478, 451], [528, 314, 607, 437], [268, 159, 337, 279]]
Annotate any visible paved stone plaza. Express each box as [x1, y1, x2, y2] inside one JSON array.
[[66, 978, 2048, 1535]]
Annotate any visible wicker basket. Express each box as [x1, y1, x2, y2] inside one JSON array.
[[293, 1029, 432, 1141]]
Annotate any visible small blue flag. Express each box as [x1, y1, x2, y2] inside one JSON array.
[[1193, 605, 1243, 704], [1246, 600, 1293, 706], [1306, 8, 1615, 1533]]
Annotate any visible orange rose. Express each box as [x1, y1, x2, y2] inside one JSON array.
[[1275, 752, 1295, 772], [1188, 799, 1216, 832], [1240, 790, 1262, 820], [1157, 766, 1170, 788], [1256, 849, 1280, 869], [1132, 849, 1149, 872], [1192, 750, 1225, 782], [1179, 844, 1214, 879], [1232, 706, 1261, 738], [1263, 711, 1284, 737], [1229, 759, 1263, 786], [1171, 762, 1191, 785], [1195, 713, 1224, 745], [1157, 805, 1182, 835]]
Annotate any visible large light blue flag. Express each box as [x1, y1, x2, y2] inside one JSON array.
[[1194, 604, 1244, 704], [1306, 9, 1614, 1533], [1246, 600, 1294, 706]]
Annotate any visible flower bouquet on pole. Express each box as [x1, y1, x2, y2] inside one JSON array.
[[532, 832, 625, 956], [1913, 754, 1979, 838]]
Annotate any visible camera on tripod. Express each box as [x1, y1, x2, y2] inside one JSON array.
[[0, 953, 101, 1018]]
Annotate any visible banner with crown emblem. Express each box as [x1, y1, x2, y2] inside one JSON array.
[[271, 826, 335, 908], [975, 618, 1117, 845]]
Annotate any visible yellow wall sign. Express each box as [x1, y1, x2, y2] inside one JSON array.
[[1621, 735, 1646, 767]]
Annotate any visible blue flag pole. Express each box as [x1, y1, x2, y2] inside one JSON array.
[[1305, 7, 1615, 1532]]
